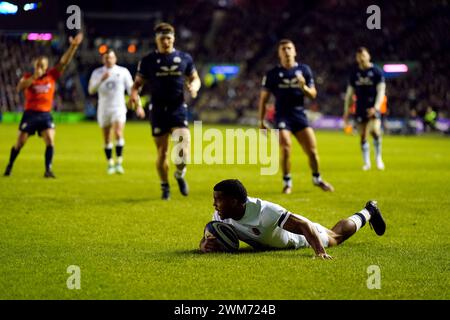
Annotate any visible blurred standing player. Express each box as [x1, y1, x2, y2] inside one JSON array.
[[259, 39, 334, 194], [88, 49, 143, 174], [4, 33, 83, 178], [129, 23, 201, 200], [344, 47, 386, 170]]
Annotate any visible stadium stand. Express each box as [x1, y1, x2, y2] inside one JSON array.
[[1, 0, 448, 127]]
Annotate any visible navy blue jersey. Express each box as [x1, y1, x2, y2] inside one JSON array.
[[137, 50, 196, 108], [349, 64, 384, 115], [262, 63, 315, 115]]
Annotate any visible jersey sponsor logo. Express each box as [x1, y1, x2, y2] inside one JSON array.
[[32, 83, 52, 94], [156, 65, 182, 77], [279, 77, 299, 89], [355, 76, 374, 86]]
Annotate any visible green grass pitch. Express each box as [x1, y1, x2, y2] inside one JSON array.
[[0, 122, 449, 299]]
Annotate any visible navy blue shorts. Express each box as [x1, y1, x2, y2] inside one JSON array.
[[149, 104, 188, 136], [275, 110, 309, 134], [19, 111, 55, 136]]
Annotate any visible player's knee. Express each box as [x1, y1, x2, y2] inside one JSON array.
[[308, 148, 318, 159], [157, 147, 169, 159], [280, 141, 291, 155]]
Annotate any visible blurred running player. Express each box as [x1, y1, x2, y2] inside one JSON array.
[[259, 39, 334, 194], [89, 49, 143, 175], [129, 23, 201, 200], [3, 33, 83, 178], [200, 179, 386, 257], [343, 47, 386, 170]]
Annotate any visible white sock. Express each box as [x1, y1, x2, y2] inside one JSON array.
[[175, 167, 187, 179], [348, 208, 371, 231], [116, 157, 123, 165], [361, 141, 370, 166], [283, 174, 292, 188], [108, 158, 114, 166], [374, 137, 382, 161]]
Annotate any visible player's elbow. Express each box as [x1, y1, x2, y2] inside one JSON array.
[[88, 87, 96, 95]]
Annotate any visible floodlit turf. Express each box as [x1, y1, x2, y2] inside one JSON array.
[[0, 122, 449, 300]]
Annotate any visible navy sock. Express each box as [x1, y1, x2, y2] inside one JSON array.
[[115, 145, 123, 158], [45, 146, 54, 171], [8, 146, 20, 166], [104, 147, 113, 161]]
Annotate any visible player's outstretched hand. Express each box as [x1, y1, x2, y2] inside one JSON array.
[[200, 236, 223, 253], [315, 252, 333, 260], [69, 33, 83, 46]]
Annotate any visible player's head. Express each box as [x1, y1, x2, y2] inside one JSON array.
[[213, 179, 247, 220], [154, 22, 175, 54], [278, 39, 297, 65], [33, 56, 49, 73], [102, 49, 117, 68], [356, 47, 371, 68]]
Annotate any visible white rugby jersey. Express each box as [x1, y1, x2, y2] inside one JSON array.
[[212, 197, 310, 250], [88, 65, 133, 112]]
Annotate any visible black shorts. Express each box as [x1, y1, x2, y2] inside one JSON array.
[[149, 104, 188, 136], [19, 111, 55, 136], [275, 110, 309, 134]]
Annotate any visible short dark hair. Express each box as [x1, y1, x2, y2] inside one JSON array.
[[357, 46, 369, 54], [102, 49, 115, 56], [154, 22, 175, 35], [214, 179, 248, 204], [278, 39, 294, 47]]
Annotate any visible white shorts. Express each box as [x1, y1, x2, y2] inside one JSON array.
[[97, 110, 126, 128]]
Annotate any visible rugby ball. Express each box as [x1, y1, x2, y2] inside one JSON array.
[[204, 221, 239, 252]]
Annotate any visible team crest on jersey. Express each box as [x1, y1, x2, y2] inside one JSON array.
[[278, 122, 286, 129], [173, 56, 181, 63], [105, 82, 116, 90], [157, 59, 161, 64], [368, 71, 373, 77], [279, 72, 284, 78], [252, 228, 261, 236]]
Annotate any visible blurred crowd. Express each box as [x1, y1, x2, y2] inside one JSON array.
[[1, 0, 448, 124]]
